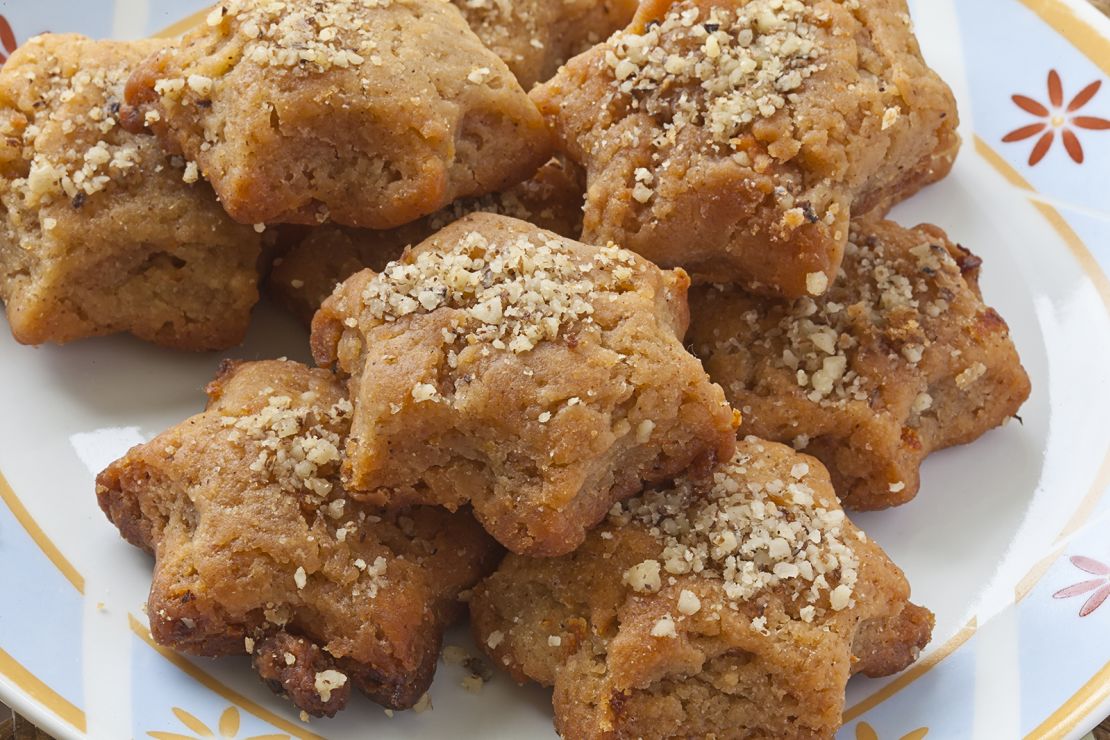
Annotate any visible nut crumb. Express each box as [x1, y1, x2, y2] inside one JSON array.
[[677, 589, 701, 615], [314, 669, 347, 702], [651, 615, 678, 638], [805, 271, 828, 295]]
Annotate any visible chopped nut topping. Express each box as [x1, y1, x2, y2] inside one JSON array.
[[703, 229, 964, 407], [221, 391, 351, 498], [3, 49, 165, 209], [677, 589, 701, 615], [912, 392, 933, 414], [881, 106, 901, 130], [357, 229, 640, 354], [650, 615, 678, 638], [182, 161, 199, 184], [805, 271, 828, 296], [313, 669, 347, 703], [594, 0, 830, 214], [196, 0, 385, 76], [611, 442, 860, 616], [955, 362, 987, 390], [623, 558, 663, 593], [601, 0, 822, 152]]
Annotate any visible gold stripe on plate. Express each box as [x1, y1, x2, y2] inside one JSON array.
[[842, 618, 978, 723], [973, 133, 1110, 734], [973, 135, 1110, 312], [1026, 658, 1110, 739], [0, 471, 84, 594], [154, 6, 213, 38], [1016, 546, 1066, 603], [127, 615, 324, 740], [0, 647, 86, 733], [1053, 442, 1110, 543], [1018, 0, 1110, 79]]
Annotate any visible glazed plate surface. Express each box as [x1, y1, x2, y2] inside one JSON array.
[[1, 1, 1110, 738]]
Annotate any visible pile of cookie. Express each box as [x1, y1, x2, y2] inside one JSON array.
[[0, 0, 1030, 737]]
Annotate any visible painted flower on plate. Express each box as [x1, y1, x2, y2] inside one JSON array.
[[1003, 70, 1110, 166], [0, 16, 18, 65], [1052, 555, 1110, 617], [855, 721, 929, 740], [148, 706, 288, 740]]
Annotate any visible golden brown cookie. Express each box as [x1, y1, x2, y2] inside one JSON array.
[[531, 0, 959, 298], [267, 157, 585, 326], [0, 35, 260, 350], [311, 213, 738, 556], [453, 0, 640, 89], [123, 0, 552, 228], [96, 360, 502, 716], [688, 218, 1030, 509], [471, 437, 933, 739]]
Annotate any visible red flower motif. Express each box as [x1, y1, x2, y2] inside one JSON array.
[[1053, 555, 1110, 617], [0, 16, 16, 66], [1002, 70, 1110, 166]]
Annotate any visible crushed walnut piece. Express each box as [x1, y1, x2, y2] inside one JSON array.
[[314, 669, 348, 703], [202, 0, 382, 74], [611, 439, 860, 618], [358, 229, 640, 354], [705, 224, 965, 406], [3, 55, 150, 208], [603, 0, 822, 151], [590, 0, 826, 221], [221, 389, 352, 498]]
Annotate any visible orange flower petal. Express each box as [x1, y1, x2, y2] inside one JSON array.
[[0, 16, 15, 57], [1013, 94, 1049, 117], [1003, 122, 1047, 142], [1073, 116, 1110, 130], [1068, 80, 1102, 112], [1062, 129, 1084, 163], [1048, 70, 1063, 107], [1029, 130, 1054, 166]]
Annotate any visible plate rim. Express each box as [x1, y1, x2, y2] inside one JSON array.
[[2, 1, 1110, 738]]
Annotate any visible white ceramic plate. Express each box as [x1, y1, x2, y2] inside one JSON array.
[[2, 1, 1110, 738]]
